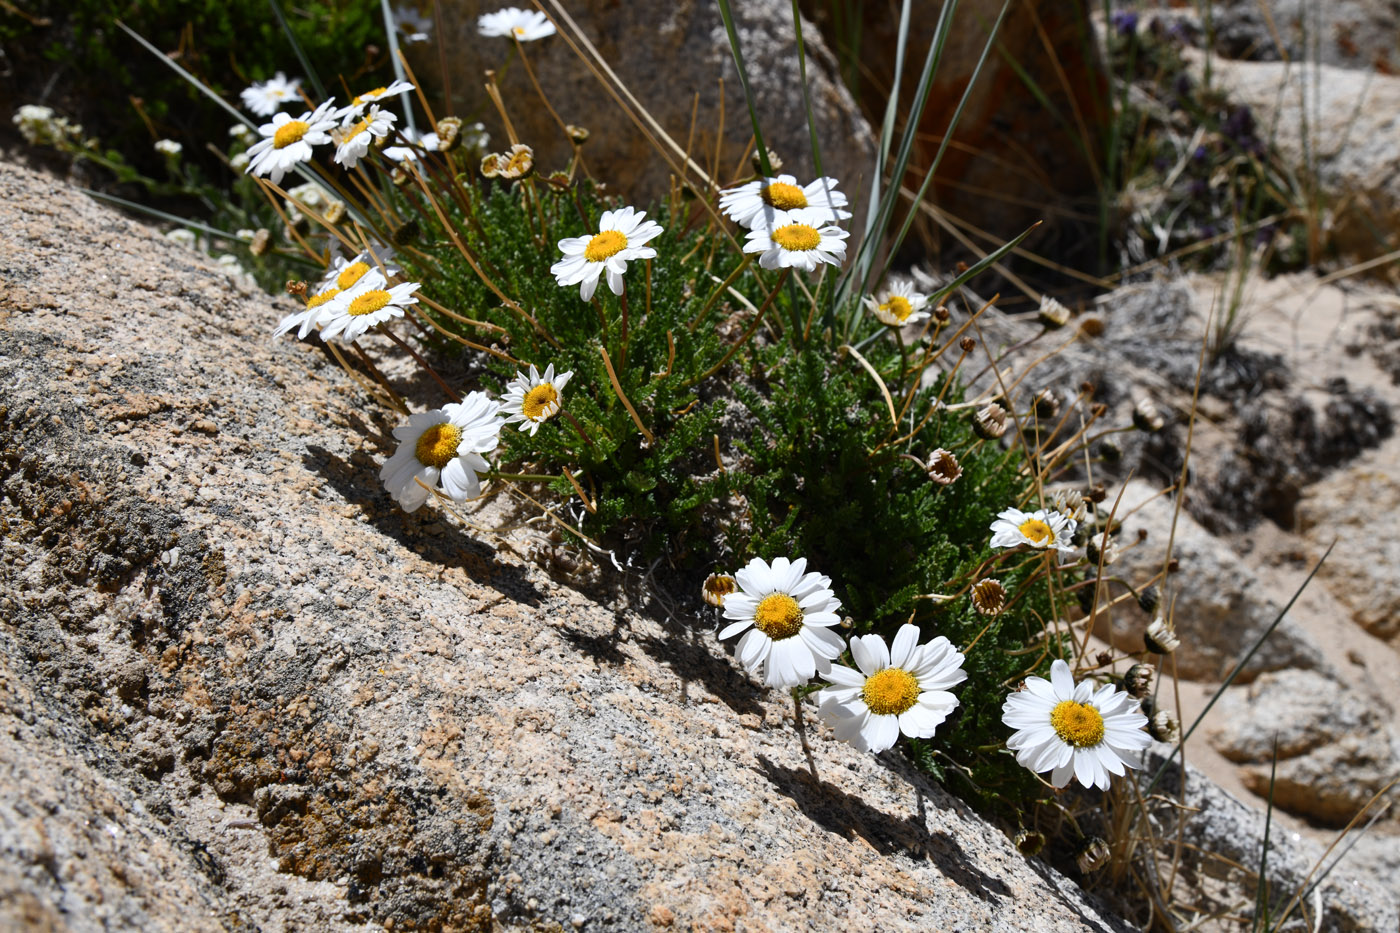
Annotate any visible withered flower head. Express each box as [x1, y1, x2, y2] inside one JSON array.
[[498, 142, 535, 179], [1086, 531, 1120, 566], [702, 573, 736, 608], [971, 578, 1006, 616], [751, 147, 783, 173], [1133, 396, 1165, 432], [1051, 488, 1088, 522], [435, 116, 463, 151], [926, 448, 962, 486], [1032, 388, 1060, 420], [1149, 708, 1180, 743], [566, 124, 590, 144], [480, 151, 503, 177], [1038, 295, 1071, 329], [1077, 837, 1110, 873], [1015, 830, 1046, 857], [973, 402, 1008, 440], [1144, 615, 1180, 655], [323, 200, 347, 224], [1137, 585, 1160, 615], [249, 228, 271, 257], [1123, 662, 1153, 698]]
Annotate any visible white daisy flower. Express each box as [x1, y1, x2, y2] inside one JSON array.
[[338, 80, 416, 124], [499, 364, 574, 436], [717, 556, 844, 689], [383, 127, 440, 162], [379, 393, 505, 513], [815, 624, 966, 753], [334, 105, 397, 169], [863, 277, 931, 327], [273, 285, 350, 340], [154, 139, 182, 157], [245, 100, 337, 186], [393, 5, 433, 43], [742, 208, 849, 273], [1002, 659, 1150, 790], [240, 72, 302, 117], [988, 507, 1077, 553], [478, 7, 556, 41], [319, 249, 399, 293], [719, 174, 851, 230], [550, 206, 663, 302], [318, 276, 420, 345]]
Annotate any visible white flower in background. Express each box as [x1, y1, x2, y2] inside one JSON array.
[[240, 72, 302, 117], [164, 228, 197, 250], [719, 174, 851, 230], [339, 80, 416, 123], [1002, 659, 1150, 790], [742, 208, 849, 273], [393, 5, 433, 43], [317, 275, 420, 345], [13, 104, 81, 146], [478, 7, 556, 41], [380, 393, 505, 512], [334, 105, 397, 169], [551, 206, 662, 301], [988, 506, 1077, 553], [154, 139, 182, 157], [229, 152, 250, 171], [864, 276, 931, 327], [229, 123, 255, 145], [383, 126, 441, 162], [717, 556, 844, 689], [498, 364, 573, 436], [283, 181, 343, 226], [245, 101, 337, 186], [815, 624, 966, 753]]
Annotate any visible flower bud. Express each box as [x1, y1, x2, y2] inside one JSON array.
[[1032, 388, 1060, 420], [702, 573, 736, 608], [1144, 616, 1180, 655], [971, 578, 1006, 616], [1133, 396, 1165, 432], [1149, 708, 1180, 743], [1077, 838, 1110, 873], [435, 116, 463, 151], [1136, 585, 1159, 615], [1038, 295, 1071, 329], [959, 336, 976, 352], [566, 123, 590, 144], [973, 403, 1008, 440], [1086, 531, 1119, 566]]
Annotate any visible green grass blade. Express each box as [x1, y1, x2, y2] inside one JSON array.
[[927, 219, 1039, 306], [115, 21, 257, 132], [789, 0, 823, 176], [715, 0, 773, 177], [1253, 741, 1278, 933], [80, 188, 244, 241], [267, 0, 328, 101]]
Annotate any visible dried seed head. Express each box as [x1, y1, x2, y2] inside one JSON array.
[[1077, 838, 1110, 873], [391, 218, 421, 246], [1123, 663, 1154, 698], [1149, 708, 1180, 743], [1087, 483, 1107, 504], [1038, 295, 1071, 329], [1086, 531, 1120, 566], [1137, 585, 1160, 615], [435, 116, 463, 151], [1032, 388, 1060, 420], [973, 402, 1008, 439], [752, 148, 783, 173], [249, 228, 271, 257], [1078, 316, 1106, 338], [959, 336, 976, 352], [1144, 616, 1180, 655], [702, 573, 736, 608], [1015, 830, 1046, 857], [934, 305, 951, 322], [1095, 650, 1114, 667], [926, 448, 962, 485], [286, 280, 308, 297], [971, 578, 1006, 616], [1079, 380, 1096, 396], [1133, 396, 1165, 432], [566, 123, 590, 144]]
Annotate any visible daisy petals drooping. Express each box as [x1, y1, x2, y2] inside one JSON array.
[[550, 206, 663, 301], [499, 364, 573, 435], [815, 624, 966, 753], [1002, 659, 1150, 790], [245, 100, 338, 186], [379, 392, 505, 512], [988, 507, 1077, 553], [863, 276, 931, 327], [717, 556, 843, 689], [742, 208, 849, 273]]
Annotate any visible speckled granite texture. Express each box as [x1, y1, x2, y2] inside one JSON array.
[[0, 158, 1140, 932]]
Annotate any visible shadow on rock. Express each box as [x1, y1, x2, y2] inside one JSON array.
[[303, 443, 542, 605], [755, 756, 1011, 903], [632, 623, 765, 718]]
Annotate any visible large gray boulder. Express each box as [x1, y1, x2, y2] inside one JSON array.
[[0, 158, 1138, 931]]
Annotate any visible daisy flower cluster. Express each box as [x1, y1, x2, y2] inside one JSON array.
[[718, 173, 852, 272]]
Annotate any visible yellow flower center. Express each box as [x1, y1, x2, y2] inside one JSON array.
[[306, 288, 341, 309], [703, 574, 737, 605], [344, 117, 373, 142], [753, 593, 804, 640], [880, 295, 914, 322], [336, 261, 370, 290], [762, 182, 808, 211], [353, 87, 388, 105], [513, 25, 526, 36], [772, 224, 821, 252], [862, 668, 921, 716], [522, 383, 560, 421], [272, 120, 310, 149], [1050, 700, 1105, 748], [1018, 518, 1054, 546], [584, 229, 628, 262], [347, 289, 391, 316], [506, 148, 532, 174], [414, 423, 463, 469]]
